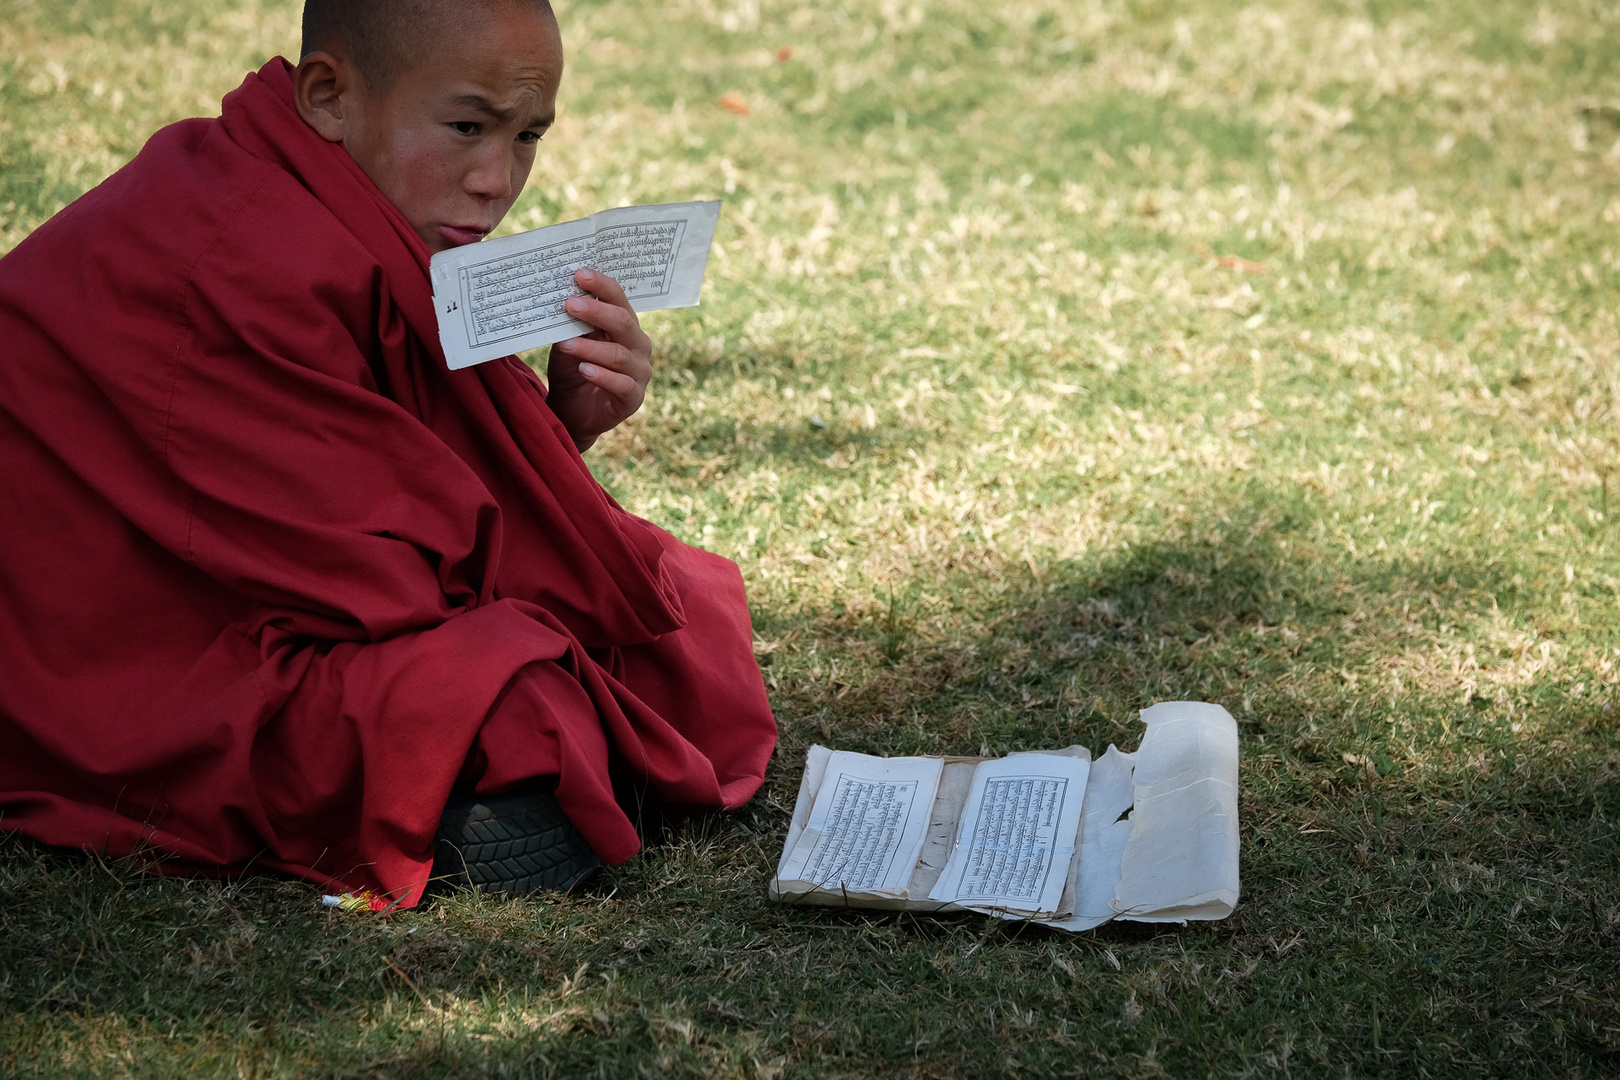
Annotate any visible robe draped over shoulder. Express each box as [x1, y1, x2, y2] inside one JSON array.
[[0, 59, 776, 906]]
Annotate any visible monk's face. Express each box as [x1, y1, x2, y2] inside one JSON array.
[[310, 4, 564, 254]]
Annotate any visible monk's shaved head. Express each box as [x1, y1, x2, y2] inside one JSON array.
[[301, 0, 556, 91]]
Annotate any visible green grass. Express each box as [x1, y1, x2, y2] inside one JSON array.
[[3, 0, 1619, 1075]]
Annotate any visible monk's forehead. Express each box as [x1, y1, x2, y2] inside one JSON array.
[[415, 6, 563, 110]]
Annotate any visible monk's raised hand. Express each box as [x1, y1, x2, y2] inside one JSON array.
[[546, 269, 653, 452]]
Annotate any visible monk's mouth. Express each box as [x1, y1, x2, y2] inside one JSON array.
[[439, 225, 490, 247]]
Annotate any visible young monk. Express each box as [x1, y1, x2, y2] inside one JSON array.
[[0, 0, 776, 906]]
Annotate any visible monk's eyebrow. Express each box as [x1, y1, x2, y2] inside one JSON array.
[[448, 94, 554, 130]]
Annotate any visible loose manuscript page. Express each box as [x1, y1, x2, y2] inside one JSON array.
[[1047, 701, 1240, 931], [1109, 702, 1240, 921], [927, 754, 1090, 916], [774, 751, 944, 899], [429, 200, 721, 370], [1048, 744, 1136, 932]]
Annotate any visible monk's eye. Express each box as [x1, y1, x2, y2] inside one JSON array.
[[449, 121, 480, 136]]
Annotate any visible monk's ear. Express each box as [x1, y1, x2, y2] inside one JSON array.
[[293, 51, 354, 144]]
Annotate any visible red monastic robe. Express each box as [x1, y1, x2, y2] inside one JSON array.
[[0, 60, 776, 907]]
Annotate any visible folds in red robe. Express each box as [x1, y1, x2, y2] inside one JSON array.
[[0, 59, 776, 907]]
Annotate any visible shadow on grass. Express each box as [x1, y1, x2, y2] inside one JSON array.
[[2, 496, 1616, 1078], [741, 493, 1619, 1071]]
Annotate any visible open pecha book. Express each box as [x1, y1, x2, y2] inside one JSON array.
[[429, 200, 721, 370], [769, 701, 1240, 931]]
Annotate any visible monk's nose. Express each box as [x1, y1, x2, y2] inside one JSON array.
[[465, 147, 514, 202]]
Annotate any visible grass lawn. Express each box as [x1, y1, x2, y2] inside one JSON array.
[[3, 0, 1619, 1075]]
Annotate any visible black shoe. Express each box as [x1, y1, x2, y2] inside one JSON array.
[[431, 780, 600, 895]]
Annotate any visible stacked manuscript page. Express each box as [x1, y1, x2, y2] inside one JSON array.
[[770, 701, 1240, 930]]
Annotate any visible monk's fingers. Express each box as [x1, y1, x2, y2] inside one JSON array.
[[564, 292, 647, 348], [554, 335, 651, 382], [574, 268, 629, 308], [574, 360, 645, 407]]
